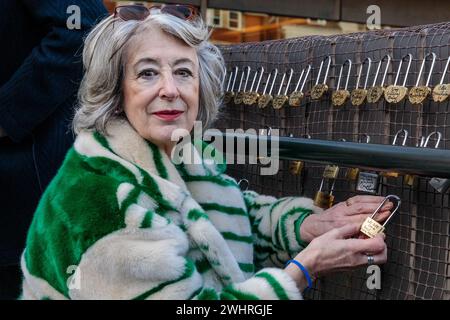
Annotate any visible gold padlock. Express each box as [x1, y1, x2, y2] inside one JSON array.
[[314, 164, 339, 209], [332, 59, 352, 107], [367, 55, 391, 104], [289, 161, 304, 175], [432, 56, 450, 103], [346, 168, 360, 180], [359, 195, 401, 239], [273, 69, 294, 110], [351, 57, 372, 106], [243, 67, 264, 105], [223, 66, 238, 104], [384, 53, 412, 104], [289, 65, 311, 107], [311, 56, 331, 100], [258, 69, 278, 109], [381, 129, 408, 178], [408, 52, 436, 105], [314, 192, 335, 210], [234, 66, 251, 105], [289, 134, 311, 178]]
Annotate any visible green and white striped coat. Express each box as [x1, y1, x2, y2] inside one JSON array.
[[21, 119, 322, 300]]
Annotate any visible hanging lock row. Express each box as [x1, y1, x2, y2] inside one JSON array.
[[223, 53, 450, 108], [223, 65, 311, 108]]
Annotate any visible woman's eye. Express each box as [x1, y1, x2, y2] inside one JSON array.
[[176, 69, 193, 77], [138, 69, 157, 78]]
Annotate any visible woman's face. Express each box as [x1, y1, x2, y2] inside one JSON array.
[[123, 27, 199, 153]]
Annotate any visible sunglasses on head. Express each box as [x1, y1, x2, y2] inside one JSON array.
[[114, 4, 199, 22]]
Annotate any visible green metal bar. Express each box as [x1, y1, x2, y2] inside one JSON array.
[[213, 132, 450, 178]]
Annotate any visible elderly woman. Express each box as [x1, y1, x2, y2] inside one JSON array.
[[21, 4, 392, 300]]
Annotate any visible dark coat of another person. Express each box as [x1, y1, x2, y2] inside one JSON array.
[[0, 0, 108, 299]]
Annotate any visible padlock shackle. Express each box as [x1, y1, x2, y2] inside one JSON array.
[[283, 68, 294, 96], [394, 54, 413, 87], [237, 68, 246, 92], [392, 129, 408, 146], [423, 131, 442, 149], [371, 195, 401, 227], [356, 57, 372, 89], [262, 69, 276, 94], [230, 66, 239, 93], [268, 69, 279, 95], [259, 125, 273, 136], [226, 70, 234, 91], [358, 133, 371, 144], [315, 56, 332, 85], [300, 65, 312, 93], [242, 66, 252, 92], [238, 179, 249, 191], [415, 52, 437, 87], [439, 56, 450, 85], [254, 67, 265, 93], [336, 59, 352, 91], [370, 194, 402, 227], [277, 72, 287, 96], [249, 69, 258, 92], [372, 55, 391, 87]]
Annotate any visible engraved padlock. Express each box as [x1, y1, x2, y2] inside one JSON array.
[[425, 132, 450, 193], [367, 55, 391, 104], [288, 134, 310, 175], [381, 129, 408, 178], [223, 66, 238, 104], [258, 69, 278, 109], [273, 69, 294, 109], [289, 65, 311, 107], [432, 56, 450, 103], [332, 59, 352, 107], [404, 131, 441, 187], [244, 67, 264, 105], [359, 195, 401, 239], [351, 57, 372, 106], [356, 171, 380, 194], [234, 66, 251, 105], [314, 164, 339, 209], [408, 52, 436, 105], [347, 134, 370, 181], [311, 56, 332, 100], [384, 54, 412, 104]]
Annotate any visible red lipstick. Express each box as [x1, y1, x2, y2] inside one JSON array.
[[152, 110, 184, 121]]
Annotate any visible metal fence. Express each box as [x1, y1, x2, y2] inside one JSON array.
[[215, 22, 450, 300]]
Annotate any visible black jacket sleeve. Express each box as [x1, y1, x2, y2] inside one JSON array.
[[0, 0, 108, 142]]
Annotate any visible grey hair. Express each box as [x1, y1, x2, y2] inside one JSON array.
[[73, 12, 226, 135]]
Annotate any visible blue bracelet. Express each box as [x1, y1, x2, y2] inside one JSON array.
[[285, 259, 313, 291]]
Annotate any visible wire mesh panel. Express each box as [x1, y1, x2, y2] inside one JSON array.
[[216, 22, 450, 300]]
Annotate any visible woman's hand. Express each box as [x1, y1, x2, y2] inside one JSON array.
[[285, 223, 387, 292], [300, 195, 393, 243]]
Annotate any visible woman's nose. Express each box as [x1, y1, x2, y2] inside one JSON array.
[[159, 73, 179, 100]]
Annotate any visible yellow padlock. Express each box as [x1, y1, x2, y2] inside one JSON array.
[[359, 195, 401, 239], [367, 55, 391, 104], [289, 65, 311, 107]]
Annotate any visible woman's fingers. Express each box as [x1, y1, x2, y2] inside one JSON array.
[[329, 223, 361, 239], [349, 235, 386, 255], [345, 196, 393, 211], [347, 195, 386, 204], [347, 201, 393, 216]]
